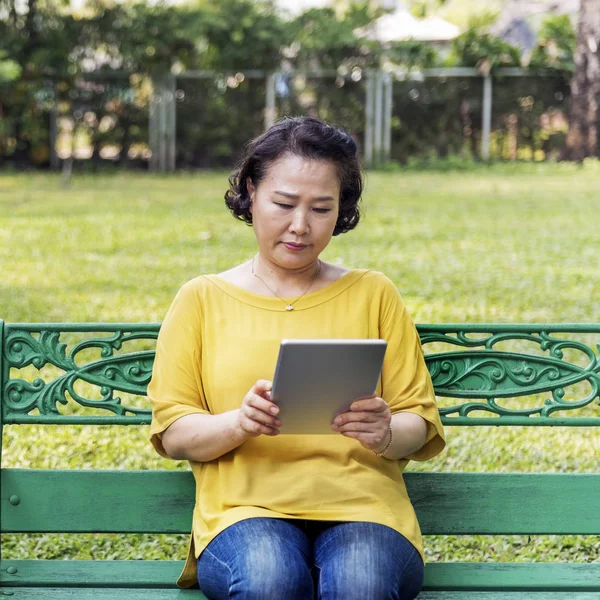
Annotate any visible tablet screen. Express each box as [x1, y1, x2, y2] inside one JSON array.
[[271, 339, 387, 434]]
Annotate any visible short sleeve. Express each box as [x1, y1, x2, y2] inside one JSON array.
[[379, 278, 446, 462], [148, 281, 210, 459]]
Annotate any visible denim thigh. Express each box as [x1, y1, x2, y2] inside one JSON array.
[[196, 517, 314, 600], [313, 521, 424, 600]]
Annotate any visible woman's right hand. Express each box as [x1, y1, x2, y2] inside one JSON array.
[[237, 379, 282, 437]]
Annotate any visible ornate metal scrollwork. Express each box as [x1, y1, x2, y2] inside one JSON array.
[[420, 327, 600, 421], [3, 326, 159, 421], [2, 324, 599, 424]]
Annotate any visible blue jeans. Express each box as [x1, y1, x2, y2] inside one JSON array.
[[196, 517, 424, 600]]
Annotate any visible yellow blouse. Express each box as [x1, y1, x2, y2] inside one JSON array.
[[149, 269, 446, 588]]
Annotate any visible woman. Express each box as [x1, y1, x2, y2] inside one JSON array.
[[149, 116, 446, 599]]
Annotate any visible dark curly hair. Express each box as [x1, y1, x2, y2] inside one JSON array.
[[224, 116, 363, 236]]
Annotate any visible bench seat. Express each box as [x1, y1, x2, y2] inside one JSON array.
[[2, 560, 600, 596], [2, 322, 600, 597], [1, 591, 599, 600]]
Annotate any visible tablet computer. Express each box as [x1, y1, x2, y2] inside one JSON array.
[[271, 339, 387, 435]]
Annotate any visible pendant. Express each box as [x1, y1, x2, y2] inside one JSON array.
[[286, 305, 294, 311]]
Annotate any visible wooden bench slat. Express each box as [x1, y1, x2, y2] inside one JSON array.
[[409, 472, 600, 535], [418, 594, 600, 599], [423, 563, 600, 591], [0, 589, 201, 599], [0, 591, 596, 600], [1, 469, 195, 534], [1, 560, 599, 592], [0, 560, 184, 588], [2, 470, 599, 535]]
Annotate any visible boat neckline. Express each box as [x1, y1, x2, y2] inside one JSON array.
[[202, 269, 371, 311]]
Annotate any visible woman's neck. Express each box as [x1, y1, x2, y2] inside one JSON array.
[[252, 254, 322, 296]]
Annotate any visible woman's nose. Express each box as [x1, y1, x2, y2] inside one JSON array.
[[289, 210, 309, 234]]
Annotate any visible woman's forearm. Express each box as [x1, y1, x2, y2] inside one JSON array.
[[384, 412, 429, 460], [161, 410, 250, 462], [162, 408, 428, 463]]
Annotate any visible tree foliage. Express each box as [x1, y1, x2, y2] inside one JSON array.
[[529, 15, 576, 72], [0, 0, 587, 168], [450, 26, 521, 71]]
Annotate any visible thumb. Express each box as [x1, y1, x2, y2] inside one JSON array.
[[253, 379, 273, 395]]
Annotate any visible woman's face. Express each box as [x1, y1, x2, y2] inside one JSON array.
[[248, 153, 341, 270]]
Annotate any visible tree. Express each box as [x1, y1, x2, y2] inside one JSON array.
[[563, 0, 600, 161], [199, 0, 286, 70], [529, 15, 576, 73]]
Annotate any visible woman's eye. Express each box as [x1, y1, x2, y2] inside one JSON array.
[[313, 208, 331, 214], [274, 202, 293, 209]]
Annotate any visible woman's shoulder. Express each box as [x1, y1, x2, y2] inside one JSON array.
[[212, 263, 248, 286], [352, 270, 407, 312], [170, 273, 223, 306], [354, 268, 398, 291]]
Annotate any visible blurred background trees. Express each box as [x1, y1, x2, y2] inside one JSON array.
[[0, 0, 595, 169]]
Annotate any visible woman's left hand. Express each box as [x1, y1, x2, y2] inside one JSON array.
[[331, 396, 391, 453]]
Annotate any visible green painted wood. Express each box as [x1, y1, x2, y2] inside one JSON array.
[[2, 470, 599, 535], [1, 469, 194, 533], [407, 472, 600, 535], [418, 594, 600, 599], [0, 590, 597, 600], [422, 563, 600, 591], [2, 323, 599, 596], [1, 560, 599, 591], [0, 589, 202, 599], [0, 592, 596, 600], [0, 560, 185, 588]]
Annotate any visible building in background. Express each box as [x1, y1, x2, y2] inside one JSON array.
[[355, 2, 460, 44], [491, 0, 579, 59]]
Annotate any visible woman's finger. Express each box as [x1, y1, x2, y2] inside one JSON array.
[[350, 397, 388, 413], [244, 404, 282, 428], [241, 417, 279, 436], [252, 379, 273, 397], [246, 393, 279, 415], [239, 380, 279, 437], [335, 421, 386, 434], [333, 411, 379, 426], [248, 393, 279, 412]]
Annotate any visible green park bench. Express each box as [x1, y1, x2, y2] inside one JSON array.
[[1, 320, 599, 598]]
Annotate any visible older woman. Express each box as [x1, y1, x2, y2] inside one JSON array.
[[149, 116, 445, 600]]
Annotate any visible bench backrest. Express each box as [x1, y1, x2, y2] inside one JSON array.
[[2, 321, 599, 537]]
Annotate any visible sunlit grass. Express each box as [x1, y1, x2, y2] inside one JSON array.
[[2, 162, 599, 563]]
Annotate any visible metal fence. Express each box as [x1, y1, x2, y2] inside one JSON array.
[[0, 68, 571, 170]]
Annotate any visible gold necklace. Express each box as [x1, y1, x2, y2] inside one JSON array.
[[251, 256, 322, 311]]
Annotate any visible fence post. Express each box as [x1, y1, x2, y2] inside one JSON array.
[[364, 70, 374, 168], [383, 72, 393, 164], [149, 75, 176, 172], [49, 82, 59, 171], [374, 70, 384, 167], [482, 73, 492, 160], [158, 81, 166, 172], [167, 75, 176, 171], [265, 73, 276, 130], [149, 76, 158, 172]]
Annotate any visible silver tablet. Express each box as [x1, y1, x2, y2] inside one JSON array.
[[271, 339, 387, 435]]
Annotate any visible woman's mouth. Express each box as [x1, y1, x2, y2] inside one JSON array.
[[283, 242, 307, 251]]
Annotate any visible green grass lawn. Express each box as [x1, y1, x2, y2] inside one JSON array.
[[1, 163, 599, 564]]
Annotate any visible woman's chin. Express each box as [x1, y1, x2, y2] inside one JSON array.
[[271, 248, 319, 268]]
